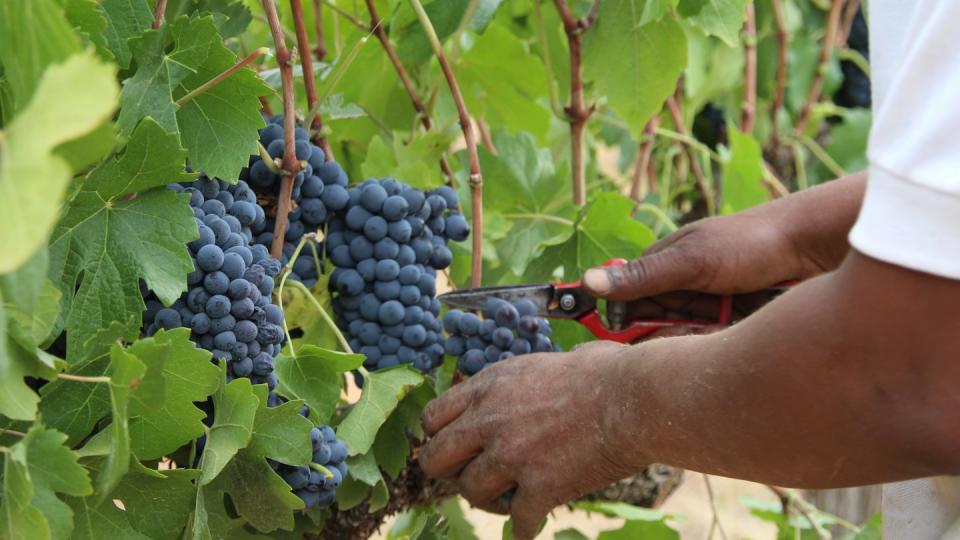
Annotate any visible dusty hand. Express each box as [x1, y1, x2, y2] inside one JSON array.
[[418, 341, 642, 539]]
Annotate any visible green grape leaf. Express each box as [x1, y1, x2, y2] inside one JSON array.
[[0, 51, 118, 274], [337, 366, 424, 456], [392, 0, 499, 67], [0, 426, 93, 540], [720, 127, 768, 214], [48, 122, 196, 357], [345, 451, 383, 487], [98, 344, 148, 498], [479, 131, 574, 276], [39, 323, 129, 444], [199, 377, 258, 485], [555, 530, 591, 540], [117, 16, 221, 136], [597, 520, 680, 540], [112, 464, 199, 540], [1, 249, 61, 352], [275, 345, 362, 424], [361, 132, 453, 190], [0, 0, 81, 111], [246, 386, 313, 466], [537, 192, 656, 280], [61, 0, 109, 42], [677, 0, 747, 47], [208, 448, 304, 533], [174, 16, 271, 180], [53, 122, 119, 175], [457, 24, 552, 141], [439, 498, 480, 540], [640, 0, 680, 24], [98, 0, 153, 68], [66, 494, 151, 540], [583, 0, 686, 137], [126, 329, 219, 458], [0, 296, 42, 421], [372, 384, 434, 478]]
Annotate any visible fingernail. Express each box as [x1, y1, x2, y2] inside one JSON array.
[[583, 268, 611, 295]]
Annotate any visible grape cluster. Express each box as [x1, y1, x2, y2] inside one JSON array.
[[143, 177, 285, 389], [443, 299, 559, 376], [240, 115, 351, 286], [326, 179, 470, 373], [275, 425, 349, 508], [141, 177, 348, 509]]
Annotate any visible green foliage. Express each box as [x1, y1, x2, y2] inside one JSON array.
[[0, 0, 875, 537]]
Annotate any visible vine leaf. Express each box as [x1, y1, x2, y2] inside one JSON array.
[[39, 322, 130, 445], [0, 426, 93, 540], [478, 130, 573, 277], [98, 344, 148, 499], [198, 377, 258, 486], [583, 0, 687, 137], [111, 464, 199, 540], [677, 0, 748, 47], [117, 17, 222, 137], [337, 366, 425, 456], [0, 0, 82, 111], [274, 345, 363, 425], [98, 0, 153, 68], [173, 16, 271, 181], [372, 384, 435, 478], [0, 51, 118, 275], [66, 493, 150, 540], [126, 329, 219, 458], [48, 120, 197, 358], [720, 127, 768, 214], [197, 385, 313, 533], [457, 24, 552, 141], [536, 193, 656, 281], [362, 132, 452, 190]]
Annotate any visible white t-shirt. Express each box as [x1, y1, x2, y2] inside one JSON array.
[[848, 1, 960, 537]]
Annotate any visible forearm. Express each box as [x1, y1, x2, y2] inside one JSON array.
[[607, 250, 960, 487], [750, 171, 867, 274]]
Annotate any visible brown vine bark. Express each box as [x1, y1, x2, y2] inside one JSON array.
[[553, 0, 599, 207], [742, 1, 757, 134], [261, 0, 302, 261], [152, 0, 167, 29], [290, 0, 334, 158], [630, 116, 660, 202], [770, 0, 789, 144], [312, 0, 327, 61]]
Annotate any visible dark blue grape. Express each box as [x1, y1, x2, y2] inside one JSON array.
[[458, 349, 485, 375], [363, 216, 388, 241], [378, 300, 404, 326], [381, 195, 409, 220], [206, 295, 231, 318], [374, 280, 401, 301], [360, 184, 388, 213], [197, 244, 225, 272]]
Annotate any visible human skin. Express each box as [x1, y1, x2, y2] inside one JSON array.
[[419, 172, 960, 538]]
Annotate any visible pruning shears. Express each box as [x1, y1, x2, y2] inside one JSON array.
[[438, 259, 791, 344]]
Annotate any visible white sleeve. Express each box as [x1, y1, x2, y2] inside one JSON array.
[[848, 0, 960, 279]]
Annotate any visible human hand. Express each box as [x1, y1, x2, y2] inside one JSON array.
[[418, 341, 644, 539]]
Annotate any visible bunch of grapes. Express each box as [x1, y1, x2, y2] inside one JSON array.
[[443, 299, 559, 376], [141, 177, 347, 509], [239, 115, 351, 286], [275, 424, 349, 508], [143, 177, 285, 388], [326, 179, 470, 373]]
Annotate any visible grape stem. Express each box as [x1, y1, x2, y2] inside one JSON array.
[[769, 0, 789, 145], [665, 94, 715, 216], [289, 279, 354, 355], [742, 1, 757, 134], [794, 0, 846, 135], [1, 429, 25, 438], [311, 0, 327, 61], [290, 0, 334, 158], [309, 462, 335, 478], [630, 116, 660, 202], [152, 0, 167, 30], [552, 0, 599, 207], [175, 48, 268, 107], [408, 0, 484, 288], [261, 0, 303, 261], [277, 237, 312, 358], [364, 0, 455, 183], [56, 374, 111, 383]]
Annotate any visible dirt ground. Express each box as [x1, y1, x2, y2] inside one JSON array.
[[375, 474, 779, 539]]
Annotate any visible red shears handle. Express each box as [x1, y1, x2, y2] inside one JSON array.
[[571, 259, 788, 344]]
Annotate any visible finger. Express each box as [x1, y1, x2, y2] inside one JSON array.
[[421, 377, 478, 436], [456, 450, 516, 509], [418, 414, 485, 478], [469, 488, 515, 515], [509, 487, 552, 540], [582, 245, 711, 301], [643, 323, 726, 340]]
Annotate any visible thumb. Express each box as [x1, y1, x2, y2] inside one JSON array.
[[582, 248, 704, 301]]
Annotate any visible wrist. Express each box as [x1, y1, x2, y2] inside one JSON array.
[[596, 336, 702, 472]]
